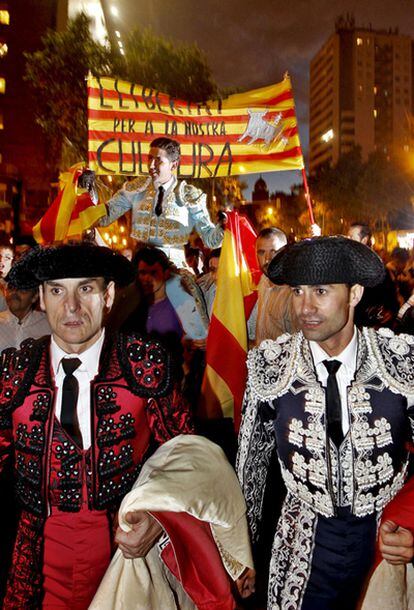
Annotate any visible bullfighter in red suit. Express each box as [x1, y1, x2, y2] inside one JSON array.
[[0, 242, 193, 610]]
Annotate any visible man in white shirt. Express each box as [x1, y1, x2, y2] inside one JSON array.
[[0, 242, 193, 609], [253, 226, 298, 345], [237, 236, 414, 610], [0, 284, 50, 351]]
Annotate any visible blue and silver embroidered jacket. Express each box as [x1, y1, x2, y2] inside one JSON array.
[[237, 327, 414, 609], [99, 176, 223, 251]]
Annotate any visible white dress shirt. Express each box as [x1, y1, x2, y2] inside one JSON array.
[[51, 331, 105, 449], [309, 328, 358, 436], [153, 175, 175, 212], [0, 309, 51, 351]]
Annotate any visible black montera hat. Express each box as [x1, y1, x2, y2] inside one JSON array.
[[267, 236, 386, 287], [7, 242, 134, 290]]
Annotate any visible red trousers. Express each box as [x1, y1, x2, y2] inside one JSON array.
[[42, 506, 111, 610]]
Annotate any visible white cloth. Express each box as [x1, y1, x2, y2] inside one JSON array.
[[50, 331, 105, 449], [0, 309, 51, 351], [153, 175, 175, 209], [309, 327, 358, 435], [89, 435, 253, 610], [361, 562, 414, 610]]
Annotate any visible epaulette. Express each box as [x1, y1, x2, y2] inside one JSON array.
[[122, 176, 151, 193], [0, 338, 41, 413], [117, 332, 172, 398], [247, 332, 299, 403], [177, 180, 204, 207], [365, 327, 414, 399]]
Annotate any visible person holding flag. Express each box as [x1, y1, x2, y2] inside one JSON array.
[[98, 137, 225, 269], [198, 210, 259, 465]]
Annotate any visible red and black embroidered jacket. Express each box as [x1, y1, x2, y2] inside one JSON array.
[[0, 332, 193, 516]]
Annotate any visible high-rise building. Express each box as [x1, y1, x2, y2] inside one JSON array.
[[58, 0, 108, 45], [0, 0, 58, 235], [0, 0, 110, 235], [309, 15, 414, 173]]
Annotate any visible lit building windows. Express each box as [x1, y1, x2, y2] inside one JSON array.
[[0, 77, 5, 93], [321, 128, 334, 143], [0, 113, 4, 129], [373, 109, 378, 118], [357, 37, 363, 46], [0, 10, 9, 25], [0, 42, 7, 57]]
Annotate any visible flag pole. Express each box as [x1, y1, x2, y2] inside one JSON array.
[[283, 72, 315, 227], [301, 167, 315, 225]]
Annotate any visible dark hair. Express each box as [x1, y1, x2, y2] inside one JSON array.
[[204, 248, 221, 270], [257, 227, 287, 242], [0, 238, 13, 252], [184, 244, 200, 257], [390, 247, 409, 262], [150, 137, 181, 162], [350, 222, 372, 243], [133, 246, 172, 272]]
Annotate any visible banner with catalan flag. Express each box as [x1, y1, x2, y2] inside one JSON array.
[[33, 164, 107, 244], [88, 74, 304, 178], [199, 211, 260, 432]]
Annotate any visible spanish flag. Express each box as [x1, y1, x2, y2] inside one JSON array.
[[200, 211, 260, 432], [33, 163, 107, 244]]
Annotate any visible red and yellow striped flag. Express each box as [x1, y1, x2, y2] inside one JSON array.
[[33, 163, 107, 244], [88, 74, 304, 178], [199, 211, 260, 432]]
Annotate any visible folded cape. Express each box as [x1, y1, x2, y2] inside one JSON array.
[[361, 475, 414, 610], [89, 435, 253, 610]]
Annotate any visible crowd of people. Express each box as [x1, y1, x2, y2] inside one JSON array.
[[0, 136, 414, 610]]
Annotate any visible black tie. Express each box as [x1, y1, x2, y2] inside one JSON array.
[[154, 185, 164, 217], [323, 360, 343, 448], [61, 358, 82, 448]]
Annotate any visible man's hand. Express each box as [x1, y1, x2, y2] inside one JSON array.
[[115, 510, 163, 559], [190, 338, 207, 350], [235, 567, 256, 598], [379, 519, 414, 565], [310, 223, 322, 237], [217, 211, 228, 228]]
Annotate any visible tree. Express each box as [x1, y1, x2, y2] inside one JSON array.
[[358, 151, 412, 227], [309, 147, 414, 237], [24, 16, 219, 171], [113, 27, 218, 102], [24, 13, 112, 169], [309, 147, 365, 232]]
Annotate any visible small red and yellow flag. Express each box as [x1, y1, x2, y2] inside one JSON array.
[[199, 211, 260, 432], [33, 163, 107, 244]]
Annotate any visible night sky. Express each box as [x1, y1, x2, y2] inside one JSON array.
[[110, 0, 414, 195]]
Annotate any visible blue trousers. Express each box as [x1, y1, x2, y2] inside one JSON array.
[[301, 508, 376, 610]]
